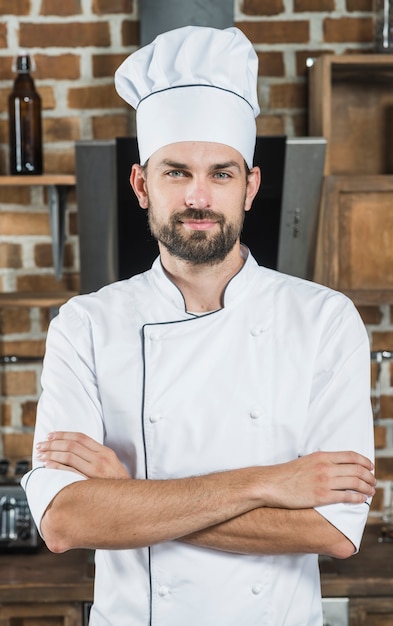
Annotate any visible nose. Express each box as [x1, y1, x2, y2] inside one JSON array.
[[184, 177, 211, 209]]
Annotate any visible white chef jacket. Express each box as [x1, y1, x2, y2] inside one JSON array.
[[22, 248, 374, 626]]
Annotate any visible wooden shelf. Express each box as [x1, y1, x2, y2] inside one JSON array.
[[0, 174, 76, 186], [0, 291, 77, 308]]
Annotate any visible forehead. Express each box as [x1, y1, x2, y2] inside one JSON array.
[[148, 141, 245, 171]]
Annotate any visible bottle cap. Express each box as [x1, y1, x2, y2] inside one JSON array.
[[12, 50, 35, 73]]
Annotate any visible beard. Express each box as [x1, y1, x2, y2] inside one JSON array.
[[147, 204, 246, 266]]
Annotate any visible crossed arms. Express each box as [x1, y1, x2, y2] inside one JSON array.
[[35, 432, 375, 558]]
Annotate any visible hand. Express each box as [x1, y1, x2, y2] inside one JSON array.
[[258, 451, 376, 509], [36, 431, 130, 479]]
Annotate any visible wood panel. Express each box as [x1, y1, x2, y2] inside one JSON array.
[[314, 175, 393, 298]]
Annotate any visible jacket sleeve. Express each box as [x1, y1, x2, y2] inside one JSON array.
[[303, 295, 374, 552], [21, 299, 104, 534]]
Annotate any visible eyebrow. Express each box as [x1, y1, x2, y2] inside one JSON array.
[[157, 159, 242, 173]]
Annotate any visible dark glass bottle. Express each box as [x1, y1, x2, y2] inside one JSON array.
[[8, 53, 43, 175]]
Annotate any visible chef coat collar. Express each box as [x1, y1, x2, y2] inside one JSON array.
[[150, 244, 259, 313]]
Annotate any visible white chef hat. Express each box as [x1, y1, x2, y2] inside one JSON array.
[[114, 25, 260, 168]]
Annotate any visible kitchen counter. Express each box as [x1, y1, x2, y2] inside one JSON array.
[[0, 523, 390, 609], [0, 541, 94, 604], [320, 521, 393, 597]]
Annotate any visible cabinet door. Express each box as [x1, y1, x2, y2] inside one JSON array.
[[350, 597, 393, 626], [0, 603, 82, 626]]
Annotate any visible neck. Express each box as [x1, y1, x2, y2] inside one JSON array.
[[159, 243, 246, 313]]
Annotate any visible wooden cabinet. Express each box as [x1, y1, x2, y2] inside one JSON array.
[[308, 55, 393, 303], [321, 523, 393, 626], [0, 545, 93, 626], [349, 598, 393, 626], [0, 602, 83, 626]]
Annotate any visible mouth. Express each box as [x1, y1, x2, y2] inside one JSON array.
[[180, 219, 218, 231]]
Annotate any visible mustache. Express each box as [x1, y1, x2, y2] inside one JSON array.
[[172, 208, 225, 223]]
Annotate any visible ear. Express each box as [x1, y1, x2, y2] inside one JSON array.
[[130, 164, 148, 209], [244, 166, 261, 213]]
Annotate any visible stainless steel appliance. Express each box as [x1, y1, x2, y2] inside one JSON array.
[[0, 459, 39, 551]]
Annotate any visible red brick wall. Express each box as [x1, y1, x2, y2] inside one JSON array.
[[1, 0, 390, 519]]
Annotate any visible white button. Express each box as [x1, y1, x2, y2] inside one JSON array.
[[149, 413, 162, 423], [149, 332, 161, 342], [250, 326, 264, 337], [250, 409, 263, 420], [158, 585, 169, 597], [251, 583, 263, 595]]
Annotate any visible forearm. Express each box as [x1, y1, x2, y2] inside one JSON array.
[[180, 507, 355, 559], [41, 468, 264, 553]]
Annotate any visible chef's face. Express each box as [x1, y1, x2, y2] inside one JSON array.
[[130, 141, 260, 266]]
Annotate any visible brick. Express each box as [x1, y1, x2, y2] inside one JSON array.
[[237, 20, 309, 44], [43, 148, 76, 174], [0, 23, 6, 48], [68, 210, 78, 236], [92, 113, 133, 139], [380, 395, 393, 419], [375, 456, 393, 480], [19, 22, 110, 48], [40, 0, 82, 15], [34, 242, 74, 268], [40, 86, 56, 110], [375, 424, 387, 449], [0, 307, 30, 334], [121, 20, 140, 46], [34, 54, 81, 80], [0, 244, 22, 269], [256, 115, 285, 135], [0, 212, 50, 236], [40, 308, 51, 332], [372, 332, 393, 351], [257, 52, 284, 77], [1, 370, 37, 395], [0, 340, 45, 357], [0, 0, 30, 14], [2, 433, 34, 461], [293, 112, 307, 136], [269, 82, 307, 109], [0, 404, 12, 427], [0, 56, 15, 80], [346, 0, 373, 10], [0, 119, 8, 145], [294, 0, 334, 10], [371, 360, 377, 389], [323, 17, 373, 43], [43, 117, 81, 143], [22, 401, 38, 427], [356, 305, 383, 325], [391, 362, 393, 387], [68, 84, 123, 109], [93, 0, 133, 13], [295, 50, 334, 76], [16, 273, 80, 293], [241, 0, 284, 15], [0, 186, 31, 204], [92, 53, 129, 78]]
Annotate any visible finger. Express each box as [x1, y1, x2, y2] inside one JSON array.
[[47, 431, 102, 452], [326, 451, 374, 471]]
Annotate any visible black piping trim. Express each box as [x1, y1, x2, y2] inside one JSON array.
[[22, 465, 46, 491], [137, 83, 254, 112]]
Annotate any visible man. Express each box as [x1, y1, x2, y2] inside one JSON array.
[[23, 26, 375, 626]]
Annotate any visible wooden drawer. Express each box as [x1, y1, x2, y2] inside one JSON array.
[[309, 54, 393, 176]]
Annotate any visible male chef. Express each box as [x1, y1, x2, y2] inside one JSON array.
[[22, 26, 375, 626]]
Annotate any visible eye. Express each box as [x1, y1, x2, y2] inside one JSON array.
[[167, 170, 186, 178], [213, 171, 231, 180]]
